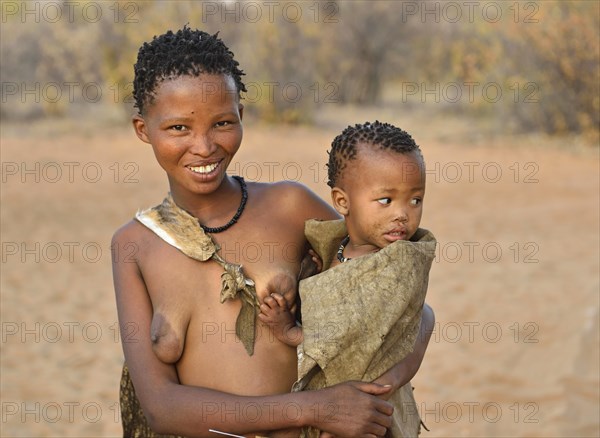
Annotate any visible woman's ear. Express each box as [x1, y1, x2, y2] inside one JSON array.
[[132, 115, 151, 144], [238, 103, 244, 121], [331, 187, 349, 216]]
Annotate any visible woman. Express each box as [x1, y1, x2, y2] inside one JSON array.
[[113, 26, 433, 438]]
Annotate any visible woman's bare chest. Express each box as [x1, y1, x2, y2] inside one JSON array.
[[138, 235, 300, 363]]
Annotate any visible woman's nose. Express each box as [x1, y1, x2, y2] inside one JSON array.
[[189, 134, 217, 157]]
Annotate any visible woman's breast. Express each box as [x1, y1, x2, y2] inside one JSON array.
[[177, 268, 300, 394], [144, 242, 300, 394], [142, 246, 223, 365]]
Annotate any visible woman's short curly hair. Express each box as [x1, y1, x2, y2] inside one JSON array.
[[133, 26, 246, 114]]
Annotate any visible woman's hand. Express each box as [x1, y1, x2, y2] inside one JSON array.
[[308, 381, 393, 438]]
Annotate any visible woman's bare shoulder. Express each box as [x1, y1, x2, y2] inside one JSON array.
[[111, 218, 147, 245], [250, 180, 339, 220], [111, 218, 162, 266], [250, 179, 309, 194]]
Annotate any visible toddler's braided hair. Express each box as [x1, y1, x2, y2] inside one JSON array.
[[327, 121, 423, 188]]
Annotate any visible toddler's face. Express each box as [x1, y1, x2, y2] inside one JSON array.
[[337, 144, 425, 251]]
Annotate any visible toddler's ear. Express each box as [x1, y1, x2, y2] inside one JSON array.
[[331, 187, 349, 216], [132, 115, 150, 144]]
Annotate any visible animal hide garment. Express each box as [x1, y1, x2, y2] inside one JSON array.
[[294, 219, 436, 438]]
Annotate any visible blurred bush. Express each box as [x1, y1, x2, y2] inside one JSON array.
[[1, 0, 597, 140], [497, 2, 599, 137]]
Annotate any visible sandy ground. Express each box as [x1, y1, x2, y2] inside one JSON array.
[[1, 107, 599, 437]]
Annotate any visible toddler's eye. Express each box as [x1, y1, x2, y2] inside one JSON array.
[[377, 198, 391, 205], [410, 198, 422, 206]]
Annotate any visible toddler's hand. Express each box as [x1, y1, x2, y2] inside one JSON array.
[[258, 293, 303, 347], [299, 249, 323, 280], [309, 249, 323, 273], [259, 293, 293, 325]]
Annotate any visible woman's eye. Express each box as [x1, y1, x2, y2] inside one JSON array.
[[170, 125, 186, 131], [410, 198, 422, 206], [215, 121, 230, 127], [377, 198, 391, 205]]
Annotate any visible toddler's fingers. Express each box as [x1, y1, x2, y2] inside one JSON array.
[[312, 257, 323, 272], [271, 293, 287, 308], [309, 249, 323, 272], [262, 296, 276, 309]]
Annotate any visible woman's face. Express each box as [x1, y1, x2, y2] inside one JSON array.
[[133, 74, 244, 197]]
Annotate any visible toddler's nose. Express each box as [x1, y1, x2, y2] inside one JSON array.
[[395, 207, 409, 223]]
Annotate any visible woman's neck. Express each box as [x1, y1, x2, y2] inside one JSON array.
[[169, 175, 241, 225]]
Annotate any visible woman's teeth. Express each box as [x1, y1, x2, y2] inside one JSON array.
[[189, 163, 218, 174]]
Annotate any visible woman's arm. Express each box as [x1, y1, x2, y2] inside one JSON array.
[[112, 222, 393, 438], [371, 303, 435, 398]]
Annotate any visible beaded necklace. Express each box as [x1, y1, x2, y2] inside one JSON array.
[[199, 176, 247, 234], [336, 235, 352, 263]]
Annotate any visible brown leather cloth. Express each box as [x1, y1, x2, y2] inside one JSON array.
[[294, 219, 437, 438]]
